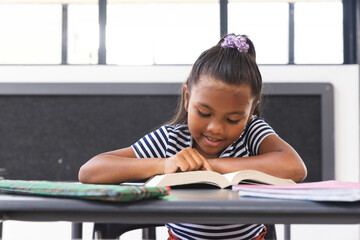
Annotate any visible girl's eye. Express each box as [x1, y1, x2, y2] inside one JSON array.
[[227, 118, 240, 124], [197, 110, 210, 117]]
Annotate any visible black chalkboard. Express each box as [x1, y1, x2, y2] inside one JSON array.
[[261, 95, 322, 182], [0, 82, 333, 182]]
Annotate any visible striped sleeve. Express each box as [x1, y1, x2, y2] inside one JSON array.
[[131, 126, 169, 158], [245, 117, 276, 156]]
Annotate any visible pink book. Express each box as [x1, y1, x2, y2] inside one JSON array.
[[232, 180, 360, 202], [233, 180, 360, 190]]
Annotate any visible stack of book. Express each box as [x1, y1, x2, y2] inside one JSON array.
[[233, 180, 360, 202]]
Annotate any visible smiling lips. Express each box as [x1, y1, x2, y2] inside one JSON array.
[[204, 135, 223, 147]]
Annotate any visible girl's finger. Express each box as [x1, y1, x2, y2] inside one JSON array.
[[187, 148, 205, 169], [178, 160, 190, 172], [181, 148, 198, 170], [193, 148, 213, 171]]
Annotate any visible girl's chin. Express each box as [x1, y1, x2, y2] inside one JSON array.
[[198, 145, 223, 158], [194, 138, 225, 158], [201, 152, 220, 159]]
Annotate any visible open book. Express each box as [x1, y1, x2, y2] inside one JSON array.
[[145, 170, 295, 189], [233, 180, 360, 202]]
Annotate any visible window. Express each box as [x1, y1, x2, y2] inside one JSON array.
[[106, 1, 219, 65], [0, 0, 351, 65], [68, 4, 99, 64], [294, 2, 343, 64], [0, 4, 62, 64], [228, 2, 289, 64]]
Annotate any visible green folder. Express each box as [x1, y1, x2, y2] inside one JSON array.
[[0, 180, 169, 202]]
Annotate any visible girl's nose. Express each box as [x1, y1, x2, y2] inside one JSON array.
[[207, 119, 224, 135]]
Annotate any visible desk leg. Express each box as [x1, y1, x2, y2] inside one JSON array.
[[142, 227, 156, 240], [0, 221, 2, 240], [284, 224, 291, 240], [72, 222, 82, 240]]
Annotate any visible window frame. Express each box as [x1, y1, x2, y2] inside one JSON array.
[[2, 0, 358, 65]]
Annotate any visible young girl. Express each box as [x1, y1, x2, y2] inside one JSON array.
[[79, 33, 307, 240]]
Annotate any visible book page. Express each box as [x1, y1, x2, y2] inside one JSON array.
[[222, 171, 242, 183], [145, 171, 231, 188], [224, 170, 295, 186]]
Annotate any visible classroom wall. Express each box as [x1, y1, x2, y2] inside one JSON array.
[[0, 64, 359, 240]]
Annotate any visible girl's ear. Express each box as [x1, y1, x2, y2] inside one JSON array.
[[184, 84, 189, 112]]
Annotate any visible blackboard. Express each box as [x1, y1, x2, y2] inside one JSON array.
[[0, 82, 334, 182]]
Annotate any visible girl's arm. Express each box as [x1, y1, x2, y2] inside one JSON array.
[[78, 147, 212, 184], [208, 134, 307, 183], [78, 147, 162, 184]]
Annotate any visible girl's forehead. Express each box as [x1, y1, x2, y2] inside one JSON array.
[[190, 76, 254, 109], [192, 75, 252, 99]]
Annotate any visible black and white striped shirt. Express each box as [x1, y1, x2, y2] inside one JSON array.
[[132, 116, 275, 240]]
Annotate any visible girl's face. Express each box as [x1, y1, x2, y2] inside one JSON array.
[[184, 75, 256, 159]]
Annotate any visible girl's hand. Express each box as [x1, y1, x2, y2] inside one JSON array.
[[163, 147, 213, 174]]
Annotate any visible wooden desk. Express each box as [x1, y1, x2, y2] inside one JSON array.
[[1, 189, 359, 224]]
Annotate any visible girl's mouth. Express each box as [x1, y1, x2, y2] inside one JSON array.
[[204, 135, 222, 147]]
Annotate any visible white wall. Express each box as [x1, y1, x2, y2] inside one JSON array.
[[1, 64, 359, 240]]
